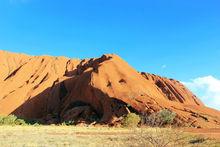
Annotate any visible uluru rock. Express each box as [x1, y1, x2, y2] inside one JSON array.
[[0, 50, 220, 128], [0, 50, 80, 118]]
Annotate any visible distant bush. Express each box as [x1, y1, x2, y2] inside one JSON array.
[[122, 113, 140, 128], [142, 109, 176, 127], [0, 115, 27, 125]]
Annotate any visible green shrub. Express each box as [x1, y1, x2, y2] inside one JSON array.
[[142, 109, 176, 127], [158, 109, 176, 125], [0, 115, 28, 126], [122, 113, 140, 128]]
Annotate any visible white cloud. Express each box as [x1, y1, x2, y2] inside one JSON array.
[[182, 76, 220, 110]]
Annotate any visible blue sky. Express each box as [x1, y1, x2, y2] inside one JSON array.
[[0, 0, 220, 109]]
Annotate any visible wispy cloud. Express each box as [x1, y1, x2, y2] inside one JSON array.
[[182, 75, 220, 110], [161, 64, 167, 69]]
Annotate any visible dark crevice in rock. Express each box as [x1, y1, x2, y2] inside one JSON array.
[[4, 66, 22, 81], [39, 73, 49, 85], [107, 81, 112, 87], [59, 82, 68, 100]]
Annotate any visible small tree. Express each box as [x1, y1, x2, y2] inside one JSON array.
[[122, 113, 140, 128]]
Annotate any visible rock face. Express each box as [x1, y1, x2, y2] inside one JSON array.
[[0, 50, 220, 128]]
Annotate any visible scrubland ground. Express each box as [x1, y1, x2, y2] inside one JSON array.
[[0, 126, 219, 147]]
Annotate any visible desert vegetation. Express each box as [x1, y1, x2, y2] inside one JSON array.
[[122, 113, 141, 128], [121, 109, 176, 128], [0, 115, 40, 126], [141, 109, 177, 127], [0, 115, 26, 125], [0, 125, 219, 147], [1, 110, 219, 146]]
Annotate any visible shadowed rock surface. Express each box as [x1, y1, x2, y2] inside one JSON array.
[[0, 50, 220, 128]]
